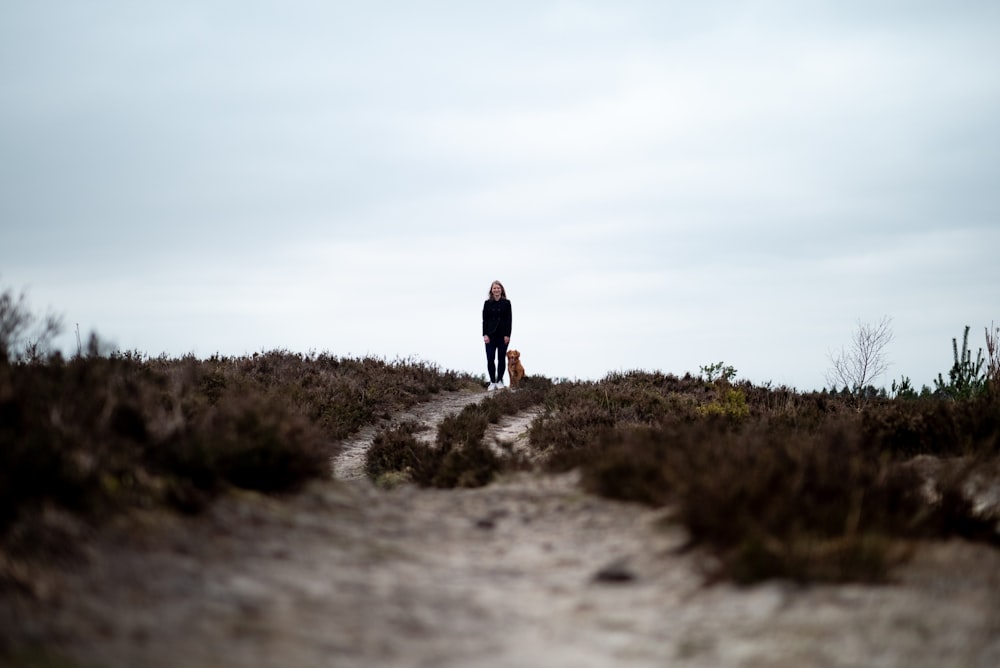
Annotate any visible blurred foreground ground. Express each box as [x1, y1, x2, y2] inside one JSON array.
[[3, 392, 999, 668]]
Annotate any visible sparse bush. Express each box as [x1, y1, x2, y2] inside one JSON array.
[[699, 361, 736, 384]]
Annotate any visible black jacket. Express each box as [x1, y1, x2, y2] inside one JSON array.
[[482, 298, 512, 339]]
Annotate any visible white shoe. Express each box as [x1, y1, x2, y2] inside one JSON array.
[[487, 382, 497, 391]]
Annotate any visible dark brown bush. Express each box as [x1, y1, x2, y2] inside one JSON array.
[[5, 347, 997, 586], [153, 391, 328, 495], [364, 423, 502, 489], [1, 351, 481, 533], [576, 416, 979, 583], [365, 421, 427, 480], [528, 372, 1000, 583], [863, 395, 1000, 458], [365, 376, 551, 489]]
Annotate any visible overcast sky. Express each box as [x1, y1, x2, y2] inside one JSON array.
[[2, 1, 998, 391]]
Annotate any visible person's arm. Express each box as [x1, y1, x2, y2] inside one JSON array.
[[503, 300, 512, 343], [482, 301, 490, 343]]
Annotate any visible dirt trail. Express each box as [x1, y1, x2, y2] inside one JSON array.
[[333, 388, 486, 480], [4, 391, 1000, 668], [483, 404, 545, 459]]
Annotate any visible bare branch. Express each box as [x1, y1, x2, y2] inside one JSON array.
[[826, 316, 894, 396]]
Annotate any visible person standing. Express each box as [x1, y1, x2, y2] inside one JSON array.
[[482, 280, 512, 390]]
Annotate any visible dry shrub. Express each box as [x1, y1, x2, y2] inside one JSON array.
[[365, 421, 427, 481], [533, 372, 727, 472], [531, 374, 702, 472], [364, 422, 501, 489], [199, 351, 478, 440], [365, 376, 551, 489], [665, 422, 926, 583], [860, 394, 1000, 458], [153, 391, 328, 505], [1, 350, 481, 534], [0, 356, 164, 529], [578, 418, 991, 583], [531, 372, 1000, 584], [422, 441, 503, 489]]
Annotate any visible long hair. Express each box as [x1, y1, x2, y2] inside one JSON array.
[[487, 280, 507, 300]]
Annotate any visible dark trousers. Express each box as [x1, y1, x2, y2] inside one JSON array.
[[485, 338, 508, 382]]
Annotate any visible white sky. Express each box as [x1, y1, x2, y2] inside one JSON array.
[[2, 1, 999, 390]]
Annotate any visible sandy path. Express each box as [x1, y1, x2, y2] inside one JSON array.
[[332, 388, 486, 480], [483, 404, 545, 457], [4, 392, 1000, 668]]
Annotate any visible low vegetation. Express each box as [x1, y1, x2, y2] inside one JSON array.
[[1, 347, 478, 531], [533, 374, 999, 583], [2, 284, 998, 589], [365, 343, 999, 584], [366, 376, 551, 488]]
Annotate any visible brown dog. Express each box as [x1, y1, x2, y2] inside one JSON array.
[[506, 349, 525, 388]]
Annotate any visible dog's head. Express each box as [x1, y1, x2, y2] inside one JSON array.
[[506, 349, 520, 362]]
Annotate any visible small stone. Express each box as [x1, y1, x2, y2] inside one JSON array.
[[593, 558, 637, 583]]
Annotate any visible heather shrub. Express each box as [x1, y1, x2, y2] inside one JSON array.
[[860, 394, 1000, 458], [4, 285, 998, 589], [529, 383, 617, 466], [1, 348, 480, 533], [529, 372, 708, 472], [661, 421, 927, 583], [1, 355, 164, 529], [532, 371, 744, 472], [365, 376, 550, 488], [365, 421, 427, 481], [364, 422, 502, 489], [577, 414, 997, 584], [529, 371, 1000, 583], [422, 440, 503, 489], [153, 391, 328, 503], [196, 351, 477, 440]]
